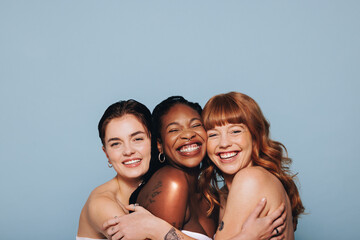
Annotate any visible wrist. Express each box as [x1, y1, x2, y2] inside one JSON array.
[[148, 217, 172, 239], [234, 228, 257, 240]]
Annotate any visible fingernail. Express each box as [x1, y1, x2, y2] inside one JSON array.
[[261, 197, 266, 202]]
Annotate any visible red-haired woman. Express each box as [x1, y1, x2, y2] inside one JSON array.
[[201, 92, 304, 240]]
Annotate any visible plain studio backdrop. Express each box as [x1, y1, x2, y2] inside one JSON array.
[[0, 1, 359, 239]]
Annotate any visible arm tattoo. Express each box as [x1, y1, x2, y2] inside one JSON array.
[[164, 227, 184, 240], [153, 180, 163, 190], [151, 190, 161, 198], [146, 181, 162, 207], [218, 221, 224, 231]]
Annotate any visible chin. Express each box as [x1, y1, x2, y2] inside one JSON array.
[[127, 170, 146, 179], [217, 166, 239, 176]]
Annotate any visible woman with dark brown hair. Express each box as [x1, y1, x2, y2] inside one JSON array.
[[77, 100, 153, 239], [201, 92, 304, 239]]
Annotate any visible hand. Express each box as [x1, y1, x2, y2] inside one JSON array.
[[103, 204, 168, 240], [238, 198, 287, 240]]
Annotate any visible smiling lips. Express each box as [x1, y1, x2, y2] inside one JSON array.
[[122, 158, 141, 167], [218, 151, 239, 161], [177, 143, 202, 156]]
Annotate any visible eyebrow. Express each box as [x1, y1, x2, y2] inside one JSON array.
[[165, 117, 201, 129], [107, 131, 146, 143], [130, 131, 146, 137], [107, 137, 121, 143]]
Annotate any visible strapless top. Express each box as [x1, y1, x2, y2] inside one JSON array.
[[182, 230, 213, 240]]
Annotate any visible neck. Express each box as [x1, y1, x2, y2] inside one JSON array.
[[115, 175, 143, 204], [167, 160, 201, 178], [224, 161, 254, 190], [223, 174, 235, 190]]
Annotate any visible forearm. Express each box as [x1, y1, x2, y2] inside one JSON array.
[[148, 218, 197, 240]]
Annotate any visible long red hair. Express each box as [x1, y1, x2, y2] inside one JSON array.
[[199, 92, 304, 229]]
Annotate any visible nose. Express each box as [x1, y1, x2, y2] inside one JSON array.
[[180, 129, 196, 141], [219, 134, 231, 149], [122, 142, 135, 156]]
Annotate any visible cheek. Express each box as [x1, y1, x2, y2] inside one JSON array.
[[164, 136, 176, 150], [141, 142, 152, 157], [198, 130, 207, 140], [206, 141, 216, 156]]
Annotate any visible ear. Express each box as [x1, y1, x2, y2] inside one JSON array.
[[102, 146, 110, 161], [157, 139, 163, 154]]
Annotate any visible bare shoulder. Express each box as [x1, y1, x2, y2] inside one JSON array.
[[233, 166, 280, 190], [89, 179, 126, 213], [138, 166, 189, 213], [230, 166, 286, 214], [78, 179, 127, 237], [145, 166, 189, 192], [89, 178, 115, 196]]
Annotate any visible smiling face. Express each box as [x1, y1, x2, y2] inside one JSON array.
[[206, 123, 253, 176], [102, 114, 151, 181], [158, 104, 207, 169]]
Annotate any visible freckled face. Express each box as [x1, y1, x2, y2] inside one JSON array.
[[206, 123, 253, 176], [102, 114, 151, 181], [159, 104, 207, 168]]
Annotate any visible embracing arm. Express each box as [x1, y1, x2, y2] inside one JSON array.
[[78, 192, 127, 238], [214, 167, 286, 240], [105, 205, 197, 240], [104, 199, 286, 240]]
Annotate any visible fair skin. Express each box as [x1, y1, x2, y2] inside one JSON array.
[[104, 106, 287, 240], [77, 114, 151, 239], [206, 123, 294, 240]]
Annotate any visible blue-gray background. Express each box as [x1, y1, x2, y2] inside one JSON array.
[[1, 1, 359, 239]]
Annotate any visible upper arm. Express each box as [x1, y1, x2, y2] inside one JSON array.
[[215, 167, 282, 239], [86, 194, 127, 236], [138, 168, 189, 229]]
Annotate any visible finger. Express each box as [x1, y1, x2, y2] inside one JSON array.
[[269, 235, 285, 240], [107, 224, 120, 237], [125, 204, 145, 212], [125, 204, 136, 212], [270, 230, 285, 240], [248, 198, 267, 218], [268, 203, 285, 222], [272, 214, 287, 231], [273, 222, 286, 236], [102, 218, 121, 230], [111, 230, 124, 240]]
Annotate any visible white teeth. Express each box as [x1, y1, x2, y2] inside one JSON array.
[[179, 144, 200, 153], [123, 159, 141, 165], [219, 152, 238, 159]]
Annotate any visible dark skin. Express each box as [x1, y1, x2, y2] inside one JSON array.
[[136, 104, 217, 237], [137, 166, 216, 236]]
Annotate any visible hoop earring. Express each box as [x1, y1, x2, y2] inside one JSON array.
[[108, 162, 113, 168], [158, 153, 166, 163]]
